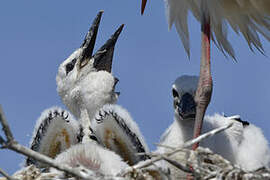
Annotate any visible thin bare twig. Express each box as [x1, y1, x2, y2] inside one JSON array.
[[182, 122, 233, 149], [0, 105, 14, 142], [0, 168, 17, 180], [0, 136, 5, 145], [120, 122, 233, 175], [154, 143, 175, 150], [161, 155, 192, 173]]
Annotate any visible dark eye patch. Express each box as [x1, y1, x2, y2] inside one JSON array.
[[172, 88, 179, 98], [65, 58, 77, 75]]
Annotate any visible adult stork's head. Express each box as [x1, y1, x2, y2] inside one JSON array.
[[56, 11, 123, 118], [172, 75, 198, 121]]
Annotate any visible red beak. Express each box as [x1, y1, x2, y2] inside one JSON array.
[[141, 0, 147, 15]]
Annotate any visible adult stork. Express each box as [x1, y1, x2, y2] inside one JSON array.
[[141, 0, 270, 149]]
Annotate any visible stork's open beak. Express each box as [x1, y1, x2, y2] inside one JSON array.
[[92, 24, 124, 73], [141, 0, 147, 15], [79, 11, 103, 69], [78, 11, 124, 73], [176, 93, 196, 120]]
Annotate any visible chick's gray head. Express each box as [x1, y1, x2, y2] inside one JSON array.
[[172, 75, 198, 121], [56, 11, 123, 118]]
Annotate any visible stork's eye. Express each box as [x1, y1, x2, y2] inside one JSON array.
[[172, 89, 179, 98], [65, 58, 77, 75]]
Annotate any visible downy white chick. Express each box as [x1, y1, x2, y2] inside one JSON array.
[[56, 11, 122, 143], [158, 75, 270, 171], [50, 141, 129, 177], [56, 11, 122, 122], [26, 12, 125, 170], [56, 11, 149, 165]]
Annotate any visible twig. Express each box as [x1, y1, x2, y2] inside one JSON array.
[[0, 168, 17, 180], [0, 105, 14, 142], [0, 136, 5, 145], [0, 105, 94, 180], [182, 122, 233, 149], [160, 155, 192, 173], [154, 143, 175, 150], [120, 122, 233, 175]]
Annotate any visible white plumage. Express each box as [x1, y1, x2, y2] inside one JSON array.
[[57, 58, 118, 121], [56, 11, 122, 143], [50, 142, 129, 176], [164, 0, 270, 58], [158, 75, 270, 171], [236, 124, 270, 170]]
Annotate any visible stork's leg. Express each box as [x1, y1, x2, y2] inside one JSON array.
[[192, 14, 212, 150]]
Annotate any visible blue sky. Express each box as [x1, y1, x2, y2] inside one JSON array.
[[0, 1, 269, 174]]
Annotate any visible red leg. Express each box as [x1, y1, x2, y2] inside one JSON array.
[[192, 14, 212, 150], [187, 12, 212, 180]]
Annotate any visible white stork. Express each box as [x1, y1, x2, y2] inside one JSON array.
[[141, 0, 270, 149], [157, 75, 270, 171]]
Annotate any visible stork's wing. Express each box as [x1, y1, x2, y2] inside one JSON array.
[[165, 0, 270, 59], [92, 104, 150, 166], [26, 107, 80, 167]]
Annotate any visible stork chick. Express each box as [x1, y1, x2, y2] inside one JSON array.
[[56, 11, 123, 142], [56, 11, 149, 165], [158, 75, 270, 171]]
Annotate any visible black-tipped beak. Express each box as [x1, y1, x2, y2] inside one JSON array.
[[92, 24, 124, 73], [79, 11, 103, 69], [141, 0, 147, 15], [177, 93, 196, 119]]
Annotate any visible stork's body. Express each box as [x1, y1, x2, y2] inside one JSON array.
[[159, 114, 270, 170], [141, 0, 270, 148], [158, 75, 270, 171]]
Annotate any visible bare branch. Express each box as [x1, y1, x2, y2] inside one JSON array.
[[0, 168, 17, 180], [9, 143, 93, 179], [160, 155, 192, 174], [0, 136, 5, 145], [0, 105, 14, 142], [182, 122, 233, 148], [154, 143, 175, 150]]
